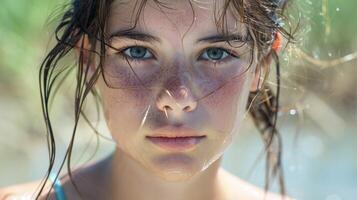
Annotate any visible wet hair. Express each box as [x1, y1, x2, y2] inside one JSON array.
[[37, 0, 295, 199]]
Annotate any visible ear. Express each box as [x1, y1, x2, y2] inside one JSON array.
[[250, 32, 282, 92], [249, 54, 271, 92], [74, 34, 96, 81]]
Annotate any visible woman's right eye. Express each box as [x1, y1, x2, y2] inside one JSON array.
[[121, 46, 154, 60]]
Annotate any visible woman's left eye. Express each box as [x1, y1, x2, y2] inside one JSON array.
[[122, 46, 153, 60], [199, 48, 232, 61]]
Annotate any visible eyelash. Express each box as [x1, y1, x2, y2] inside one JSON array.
[[115, 46, 240, 63], [116, 46, 156, 62], [197, 47, 239, 63]]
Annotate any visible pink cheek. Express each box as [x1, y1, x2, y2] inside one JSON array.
[[102, 88, 155, 133], [202, 77, 246, 133]]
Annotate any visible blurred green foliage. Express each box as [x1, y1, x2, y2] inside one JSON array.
[[0, 0, 64, 84], [303, 0, 357, 56]]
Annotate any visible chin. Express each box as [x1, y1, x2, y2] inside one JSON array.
[[148, 153, 204, 182], [157, 170, 196, 182]]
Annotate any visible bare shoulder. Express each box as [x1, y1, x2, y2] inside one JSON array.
[[218, 168, 295, 200], [0, 180, 56, 200]]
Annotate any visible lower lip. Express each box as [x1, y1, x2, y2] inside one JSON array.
[[146, 136, 206, 151]]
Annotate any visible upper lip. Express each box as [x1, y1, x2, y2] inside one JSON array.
[[146, 125, 206, 138]]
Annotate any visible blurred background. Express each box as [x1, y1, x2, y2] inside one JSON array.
[[0, 0, 356, 199]]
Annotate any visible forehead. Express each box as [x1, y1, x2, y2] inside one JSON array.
[[107, 0, 246, 41]]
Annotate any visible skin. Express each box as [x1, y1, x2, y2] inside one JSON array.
[[101, 0, 254, 185], [94, 1, 261, 199], [0, 0, 292, 200]]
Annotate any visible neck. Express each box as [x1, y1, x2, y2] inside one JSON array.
[[108, 148, 223, 200]]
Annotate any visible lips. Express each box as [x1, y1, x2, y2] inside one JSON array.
[[146, 125, 206, 138], [146, 126, 206, 151]]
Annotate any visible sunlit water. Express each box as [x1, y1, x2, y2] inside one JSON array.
[[223, 120, 357, 200]]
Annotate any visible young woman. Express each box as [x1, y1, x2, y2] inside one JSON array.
[[1, 0, 295, 199]]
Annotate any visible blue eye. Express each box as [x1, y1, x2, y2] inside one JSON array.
[[123, 46, 153, 59], [200, 48, 229, 61]]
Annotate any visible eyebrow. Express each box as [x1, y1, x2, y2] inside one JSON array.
[[109, 30, 161, 43], [197, 34, 250, 43], [109, 30, 250, 44]]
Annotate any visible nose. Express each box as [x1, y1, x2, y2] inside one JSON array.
[[156, 85, 197, 115]]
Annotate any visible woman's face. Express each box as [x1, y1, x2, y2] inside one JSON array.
[[96, 0, 259, 181]]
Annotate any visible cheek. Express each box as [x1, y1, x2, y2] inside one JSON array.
[[202, 75, 250, 134], [101, 86, 154, 140]]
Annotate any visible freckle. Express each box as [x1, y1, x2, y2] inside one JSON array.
[[129, 89, 154, 107], [207, 80, 243, 107]]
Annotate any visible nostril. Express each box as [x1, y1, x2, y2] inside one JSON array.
[[163, 105, 172, 111], [183, 106, 192, 112], [156, 86, 198, 113]]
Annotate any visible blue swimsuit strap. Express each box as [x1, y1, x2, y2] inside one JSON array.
[[49, 173, 67, 200]]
